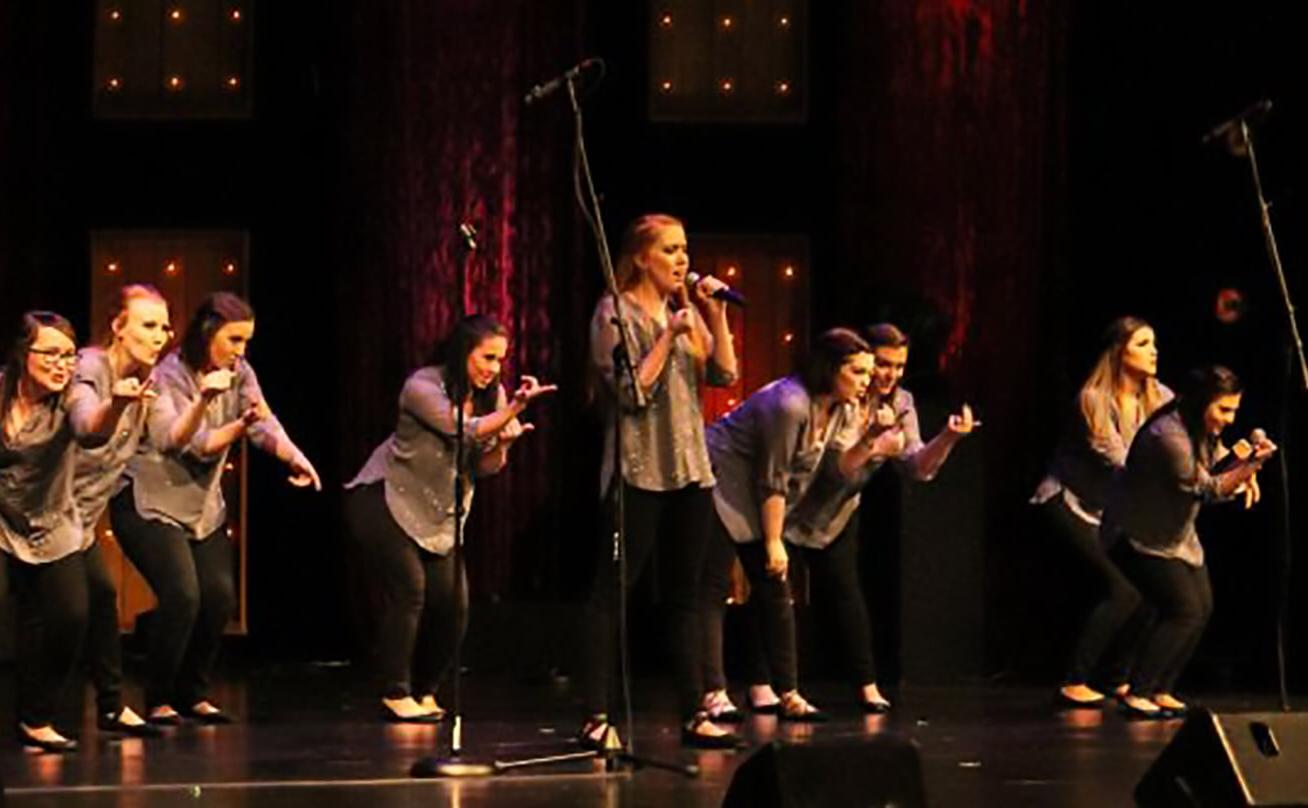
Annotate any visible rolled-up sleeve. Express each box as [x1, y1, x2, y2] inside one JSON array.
[[754, 390, 808, 499], [65, 368, 112, 449], [400, 371, 497, 454], [238, 363, 289, 455], [591, 296, 655, 411]]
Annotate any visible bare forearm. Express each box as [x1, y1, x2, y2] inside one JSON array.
[[636, 330, 675, 392], [200, 420, 247, 455], [761, 494, 786, 546], [906, 431, 963, 481], [707, 308, 737, 379]]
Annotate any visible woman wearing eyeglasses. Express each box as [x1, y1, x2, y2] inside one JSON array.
[[1, 311, 151, 752]]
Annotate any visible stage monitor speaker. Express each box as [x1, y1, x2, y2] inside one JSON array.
[[1136, 709, 1308, 807], [722, 737, 927, 808]]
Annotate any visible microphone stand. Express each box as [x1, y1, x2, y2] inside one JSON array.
[[1232, 119, 1307, 711], [410, 226, 497, 778], [484, 69, 696, 779]]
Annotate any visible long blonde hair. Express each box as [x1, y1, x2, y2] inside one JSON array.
[[1079, 316, 1165, 444], [613, 213, 684, 291]]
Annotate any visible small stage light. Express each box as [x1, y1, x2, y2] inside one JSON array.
[[168, 7, 184, 23], [659, 12, 672, 28], [164, 261, 179, 276], [658, 79, 673, 94], [166, 75, 185, 92], [719, 78, 735, 95]]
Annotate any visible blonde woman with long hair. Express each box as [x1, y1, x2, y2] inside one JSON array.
[[1032, 316, 1171, 708]]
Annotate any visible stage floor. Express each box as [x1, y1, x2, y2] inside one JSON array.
[[0, 664, 1291, 806]]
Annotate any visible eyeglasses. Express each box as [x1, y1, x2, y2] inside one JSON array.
[[29, 347, 78, 366]]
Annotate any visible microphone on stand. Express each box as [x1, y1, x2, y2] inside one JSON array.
[[458, 222, 478, 252], [1202, 99, 1272, 151], [523, 58, 604, 105], [686, 271, 746, 307]]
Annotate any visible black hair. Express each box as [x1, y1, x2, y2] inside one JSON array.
[[1, 311, 77, 423], [180, 292, 255, 371], [798, 327, 871, 395], [428, 314, 508, 416]]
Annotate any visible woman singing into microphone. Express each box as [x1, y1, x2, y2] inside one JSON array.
[[581, 212, 740, 749], [1104, 366, 1273, 718], [1031, 317, 1171, 708], [1, 311, 150, 751], [345, 314, 554, 722], [110, 292, 321, 726]]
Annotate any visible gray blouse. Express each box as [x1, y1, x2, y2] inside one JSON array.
[[70, 348, 150, 544], [0, 372, 108, 564], [346, 366, 506, 556], [785, 387, 927, 550], [126, 352, 290, 540], [590, 293, 735, 496], [707, 375, 852, 544], [1102, 407, 1224, 568]]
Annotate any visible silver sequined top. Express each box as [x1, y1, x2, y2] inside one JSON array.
[[346, 366, 506, 556], [590, 293, 735, 496]]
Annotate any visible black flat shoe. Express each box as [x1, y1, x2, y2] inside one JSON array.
[[862, 699, 892, 714], [749, 700, 780, 715], [779, 694, 829, 723], [1054, 691, 1105, 710], [146, 709, 182, 726], [1118, 700, 1166, 721], [98, 711, 165, 737], [578, 716, 621, 751], [682, 715, 745, 750], [16, 725, 78, 753], [379, 704, 441, 724]]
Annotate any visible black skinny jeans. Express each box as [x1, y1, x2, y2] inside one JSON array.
[[701, 512, 799, 694], [1114, 544, 1213, 697], [344, 483, 467, 700], [83, 540, 127, 716], [6, 551, 89, 727], [583, 483, 711, 721], [109, 485, 237, 710], [794, 515, 878, 686], [1043, 497, 1146, 687]]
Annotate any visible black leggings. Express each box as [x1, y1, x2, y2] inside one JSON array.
[[6, 551, 89, 727], [583, 483, 711, 721], [84, 541, 126, 716], [702, 512, 799, 694], [1115, 545, 1212, 696], [1042, 498, 1145, 686], [795, 515, 878, 686], [109, 486, 236, 710], [344, 483, 467, 700]]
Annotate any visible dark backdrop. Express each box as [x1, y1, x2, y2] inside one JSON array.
[[2, 0, 1306, 691]]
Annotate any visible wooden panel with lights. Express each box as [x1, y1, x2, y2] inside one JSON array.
[[692, 234, 811, 604], [90, 230, 251, 634], [649, 1, 807, 123], [93, 0, 253, 119]]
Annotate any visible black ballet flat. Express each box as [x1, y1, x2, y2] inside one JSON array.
[[98, 711, 165, 737], [16, 725, 78, 753], [578, 716, 621, 751], [749, 700, 781, 715], [146, 712, 182, 726], [682, 714, 746, 750], [1054, 691, 1106, 710], [379, 704, 441, 724], [862, 699, 892, 714]]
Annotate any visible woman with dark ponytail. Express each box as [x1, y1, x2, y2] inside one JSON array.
[[345, 314, 555, 721], [110, 292, 320, 726], [1104, 365, 1274, 718]]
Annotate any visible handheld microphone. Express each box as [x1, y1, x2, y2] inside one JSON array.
[[1202, 99, 1272, 147], [523, 58, 603, 105], [686, 271, 746, 307], [458, 222, 478, 252]]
